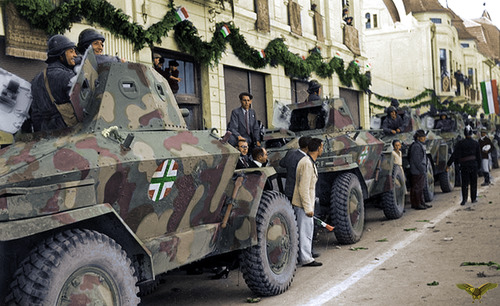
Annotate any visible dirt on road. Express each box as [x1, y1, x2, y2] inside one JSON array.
[[140, 168, 500, 305]]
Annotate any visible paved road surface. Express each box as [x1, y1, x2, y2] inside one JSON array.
[[141, 168, 500, 305]]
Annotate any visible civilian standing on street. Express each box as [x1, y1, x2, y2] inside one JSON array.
[[479, 127, 492, 186], [279, 136, 312, 201], [292, 138, 323, 267], [446, 126, 481, 205], [392, 139, 404, 173], [409, 130, 431, 210], [228, 92, 261, 149]]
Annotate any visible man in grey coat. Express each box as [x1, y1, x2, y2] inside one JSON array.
[[228, 92, 261, 149]]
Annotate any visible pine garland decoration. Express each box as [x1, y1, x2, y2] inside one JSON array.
[[370, 89, 479, 115], [10, 0, 371, 90]]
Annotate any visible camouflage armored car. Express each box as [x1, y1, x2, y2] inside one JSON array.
[[0, 51, 299, 304], [264, 98, 406, 245], [372, 107, 452, 200]]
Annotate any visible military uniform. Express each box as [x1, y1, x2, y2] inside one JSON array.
[[382, 115, 404, 135], [435, 118, 454, 132], [447, 137, 481, 204], [30, 61, 76, 132]]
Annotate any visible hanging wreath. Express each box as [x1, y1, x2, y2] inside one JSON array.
[[10, 0, 371, 90]]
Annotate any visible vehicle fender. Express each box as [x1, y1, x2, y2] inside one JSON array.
[[0, 204, 153, 282], [369, 152, 395, 195], [215, 167, 277, 252]]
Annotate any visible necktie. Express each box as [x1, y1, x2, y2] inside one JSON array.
[[245, 110, 250, 135]]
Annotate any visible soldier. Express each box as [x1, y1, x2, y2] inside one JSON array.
[[446, 126, 481, 205], [305, 80, 321, 102], [382, 106, 404, 135], [30, 35, 78, 132], [409, 130, 431, 210], [479, 127, 492, 186], [76, 29, 124, 64], [152, 53, 170, 81], [435, 113, 454, 132]]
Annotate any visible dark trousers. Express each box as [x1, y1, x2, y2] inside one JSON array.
[[410, 174, 425, 208], [460, 166, 478, 202]]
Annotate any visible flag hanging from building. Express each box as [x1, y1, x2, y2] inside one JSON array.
[[220, 24, 231, 38], [175, 7, 189, 22], [480, 80, 500, 115]]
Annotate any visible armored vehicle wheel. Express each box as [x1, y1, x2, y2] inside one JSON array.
[[8, 229, 140, 305], [240, 191, 299, 296], [382, 165, 406, 220], [423, 157, 435, 202], [330, 173, 365, 244], [439, 163, 455, 192]]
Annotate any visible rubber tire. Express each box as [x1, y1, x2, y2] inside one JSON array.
[[382, 165, 406, 220], [330, 173, 365, 244], [240, 191, 299, 296], [423, 157, 435, 202], [138, 279, 160, 297], [7, 229, 140, 305], [439, 163, 455, 193]]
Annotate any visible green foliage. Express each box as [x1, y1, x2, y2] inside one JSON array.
[[370, 89, 480, 115], [11, 0, 371, 90]]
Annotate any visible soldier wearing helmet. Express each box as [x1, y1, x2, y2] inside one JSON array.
[[435, 112, 454, 132], [29, 35, 78, 132], [382, 106, 404, 135], [75, 28, 124, 65], [478, 127, 492, 186], [446, 125, 481, 205]]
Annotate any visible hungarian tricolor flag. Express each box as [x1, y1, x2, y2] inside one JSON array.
[[480, 80, 500, 115], [220, 24, 231, 38], [175, 7, 189, 22]]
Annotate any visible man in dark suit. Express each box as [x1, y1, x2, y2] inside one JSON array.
[[249, 147, 273, 191], [236, 139, 250, 169], [228, 92, 261, 149], [279, 136, 312, 201]]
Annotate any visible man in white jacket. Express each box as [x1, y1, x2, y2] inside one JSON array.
[[292, 137, 323, 267]]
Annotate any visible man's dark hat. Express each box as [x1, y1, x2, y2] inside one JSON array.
[[169, 60, 179, 67], [390, 98, 399, 108], [307, 80, 321, 94]]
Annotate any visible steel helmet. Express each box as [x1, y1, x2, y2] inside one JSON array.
[[77, 29, 105, 52], [386, 106, 396, 114], [47, 35, 76, 58]]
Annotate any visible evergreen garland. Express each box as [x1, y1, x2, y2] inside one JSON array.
[[10, 0, 371, 90], [370, 89, 479, 115]]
